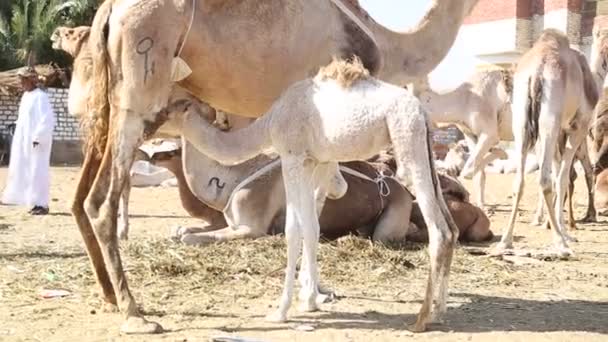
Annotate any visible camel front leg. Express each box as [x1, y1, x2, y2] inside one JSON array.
[[179, 225, 265, 245], [84, 112, 161, 334], [71, 146, 117, 309], [299, 162, 340, 308], [267, 155, 318, 322], [460, 132, 499, 180]]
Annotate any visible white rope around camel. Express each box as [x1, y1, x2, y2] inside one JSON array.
[[222, 161, 395, 217], [171, 0, 197, 82]]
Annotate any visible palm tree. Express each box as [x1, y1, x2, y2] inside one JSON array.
[[56, 0, 99, 26], [0, 0, 98, 70]]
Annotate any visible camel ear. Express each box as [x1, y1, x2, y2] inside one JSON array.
[[77, 28, 91, 42]]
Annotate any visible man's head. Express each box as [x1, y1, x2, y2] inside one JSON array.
[[17, 66, 39, 92]]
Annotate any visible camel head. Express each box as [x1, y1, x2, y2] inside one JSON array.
[[139, 139, 181, 168], [437, 173, 470, 203], [52, 26, 93, 118], [51, 26, 91, 57], [591, 27, 608, 89], [148, 147, 182, 169]]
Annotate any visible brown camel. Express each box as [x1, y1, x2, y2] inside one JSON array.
[[408, 173, 493, 243], [498, 29, 599, 256], [371, 150, 494, 243], [59, 0, 479, 333]]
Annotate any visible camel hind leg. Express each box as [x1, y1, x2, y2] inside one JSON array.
[[576, 140, 597, 223], [81, 13, 181, 333], [497, 73, 533, 251], [71, 146, 117, 310], [387, 107, 456, 332], [84, 111, 164, 333], [533, 94, 572, 255]]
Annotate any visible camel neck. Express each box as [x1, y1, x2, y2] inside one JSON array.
[[164, 160, 219, 219], [420, 88, 465, 125], [370, 0, 471, 83], [181, 140, 275, 211]]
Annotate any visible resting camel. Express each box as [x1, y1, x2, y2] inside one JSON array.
[[408, 173, 493, 243], [59, 0, 479, 333], [497, 29, 599, 256], [148, 138, 413, 244], [169, 58, 458, 331]]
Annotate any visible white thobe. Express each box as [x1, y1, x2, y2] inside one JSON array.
[[1, 88, 56, 207]]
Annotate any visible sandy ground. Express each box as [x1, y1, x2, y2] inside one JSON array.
[[1, 166, 607, 342]]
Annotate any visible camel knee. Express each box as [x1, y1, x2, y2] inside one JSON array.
[[326, 171, 347, 199], [539, 174, 553, 194]]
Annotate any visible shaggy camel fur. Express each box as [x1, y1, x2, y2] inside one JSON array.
[[415, 68, 513, 208], [498, 29, 599, 256], [170, 59, 459, 331], [64, 0, 479, 333]]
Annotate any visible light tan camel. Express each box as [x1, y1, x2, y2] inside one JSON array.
[[60, 0, 479, 333], [169, 58, 459, 331], [414, 67, 597, 225], [414, 68, 513, 208], [497, 29, 599, 256]]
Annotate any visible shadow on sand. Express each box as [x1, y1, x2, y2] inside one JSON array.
[[224, 293, 608, 334]]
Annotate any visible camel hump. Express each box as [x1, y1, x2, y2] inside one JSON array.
[[315, 56, 371, 88], [537, 28, 570, 48]]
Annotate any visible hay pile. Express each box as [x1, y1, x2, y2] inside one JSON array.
[[0, 235, 527, 316]]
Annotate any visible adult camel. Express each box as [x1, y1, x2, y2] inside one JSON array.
[[69, 0, 479, 333], [497, 29, 599, 256]]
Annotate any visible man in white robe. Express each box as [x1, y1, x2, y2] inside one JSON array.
[[1, 67, 56, 215]]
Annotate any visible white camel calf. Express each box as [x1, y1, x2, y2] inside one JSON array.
[[169, 58, 458, 332]]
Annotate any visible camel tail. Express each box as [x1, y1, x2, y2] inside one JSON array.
[[523, 71, 543, 151], [423, 119, 460, 241], [86, 0, 113, 157], [577, 50, 600, 111]]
